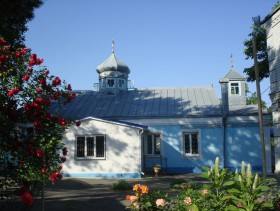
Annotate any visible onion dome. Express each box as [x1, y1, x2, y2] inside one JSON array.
[[96, 40, 130, 74]]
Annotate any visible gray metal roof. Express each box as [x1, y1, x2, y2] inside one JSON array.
[[51, 86, 223, 120], [223, 69, 245, 81], [96, 52, 130, 74]]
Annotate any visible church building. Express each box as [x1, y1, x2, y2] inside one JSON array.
[[55, 43, 272, 178]]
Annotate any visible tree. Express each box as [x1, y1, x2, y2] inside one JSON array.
[[0, 0, 43, 47], [0, 39, 79, 209], [243, 26, 269, 82], [243, 3, 280, 82]]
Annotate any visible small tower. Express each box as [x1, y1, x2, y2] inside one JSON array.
[[219, 54, 246, 113], [96, 40, 130, 95]]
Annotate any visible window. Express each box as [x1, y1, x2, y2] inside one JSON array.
[[76, 135, 105, 159], [107, 79, 115, 88], [146, 134, 161, 155], [118, 79, 125, 88], [183, 132, 200, 155], [230, 82, 240, 95]]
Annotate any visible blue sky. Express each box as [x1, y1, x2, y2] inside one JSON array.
[[25, 0, 278, 106]]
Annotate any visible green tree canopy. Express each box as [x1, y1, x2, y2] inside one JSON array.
[[0, 0, 43, 47], [243, 26, 269, 82]]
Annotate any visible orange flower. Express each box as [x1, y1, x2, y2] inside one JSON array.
[[133, 184, 142, 193], [141, 185, 149, 194], [125, 195, 131, 200], [130, 195, 139, 203]]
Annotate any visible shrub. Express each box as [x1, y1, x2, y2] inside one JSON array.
[[110, 179, 132, 191]]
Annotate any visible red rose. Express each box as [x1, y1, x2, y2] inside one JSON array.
[[41, 167, 47, 174], [62, 147, 68, 156], [45, 70, 50, 75], [76, 120, 81, 126], [36, 149, 44, 158], [67, 84, 72, 90], [39, 78, 46, 86], [28, 68, 33, 73], [36, 88, 41, 93], [7, 88, 20, 97], [16, 51, 22, 57], [45, 99, 51, 106], [60, 157, 66, 163], [37, 58, 44, 65], [23, 48, 28, 53], [49, 172, 63, 182], [53, 77, 61, 86], [34, 120, 42, 130], [21, 192, 34, 207], [23, 75, 30, 81], [30, 54, 37, 60]]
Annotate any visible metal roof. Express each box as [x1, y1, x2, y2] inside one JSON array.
[[223, 69, 245, 81], [96, 52, 130, 74], [51, 86, 223, 120]]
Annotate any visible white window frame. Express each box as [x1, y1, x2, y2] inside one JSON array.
[[145, 133, 161, 155], [75, 135, 106, 160], [229, 81, 241, 95], [182, 130, 201, 157], [118, 79, 125, 88]]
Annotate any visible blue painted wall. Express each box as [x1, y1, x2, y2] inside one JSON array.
[[147, 124, 264, 174], [148, 125, 224, 174], [225, 126, 262, 172]]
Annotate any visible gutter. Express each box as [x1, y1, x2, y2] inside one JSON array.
[[139, 129, 145, 177], [261, 5, 280, 25]]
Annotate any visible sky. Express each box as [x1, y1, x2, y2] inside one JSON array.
[[25, 0, 278, 107]]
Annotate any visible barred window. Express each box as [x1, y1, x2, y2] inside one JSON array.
[[146, 133, 161, 155], [184, 132, 199, 155], [76, 135, 105, 159]]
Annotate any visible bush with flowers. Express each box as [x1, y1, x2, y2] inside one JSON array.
[[125, 157, 280, 210], [0, 38, 79, 209]]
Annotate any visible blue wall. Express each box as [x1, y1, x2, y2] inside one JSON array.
[[148, 124, 263, 174], [148, 125, 223, 174], [225, 126, 262, 172]]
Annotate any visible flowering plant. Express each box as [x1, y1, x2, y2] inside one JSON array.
[[0, 39, 80, 208], [126, 157, 280, 210]]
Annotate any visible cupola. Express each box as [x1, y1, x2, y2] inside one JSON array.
[[96, 40, 130, 95], [219, 54, 246, 113]]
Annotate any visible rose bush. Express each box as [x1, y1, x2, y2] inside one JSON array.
[[0, 39, 79, 209]]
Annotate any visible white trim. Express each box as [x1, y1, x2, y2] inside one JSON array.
[[75, 134, 106, 160], [79, 117, 146, 130], [229, 81, 241, 96]]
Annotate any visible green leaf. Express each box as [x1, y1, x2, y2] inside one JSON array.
[[187, 204, 199, 211], [262, 202, 273, 208], [223, 181, 235, 187], [255, 185, 269, 192], [226, 205, 240, 211], [227, 188, 241, 194]]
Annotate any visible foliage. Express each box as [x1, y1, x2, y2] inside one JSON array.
[[243, 26, 269, 82], [170, 179, 200, 190], [0, 39, 79, 209], [125, 157, 280, 210], [110, 179, 131, 191], [0, 0, 43, 47], [246, 92, 266, 108]]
